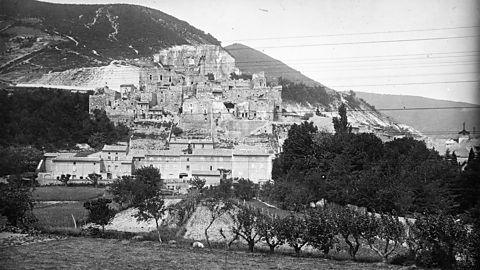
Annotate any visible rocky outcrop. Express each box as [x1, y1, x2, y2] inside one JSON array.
[[154, 45, 236, 80]]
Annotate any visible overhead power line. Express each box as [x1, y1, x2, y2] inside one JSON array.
[[234, 53, 480, 66], [222, 25, 480, 42], [325, 80, 480, 88], [224, 35, 480, 50]]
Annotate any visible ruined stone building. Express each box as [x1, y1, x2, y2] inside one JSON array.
[[88, 45, 283, 139]]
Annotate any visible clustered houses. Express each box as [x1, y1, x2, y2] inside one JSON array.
[[88, 45, 282, 131], [36, 139, 273, 191]]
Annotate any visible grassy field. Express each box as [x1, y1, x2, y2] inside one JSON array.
[[0, 237, 405, 270], [34, 202, 88, 228], [33, 186, 107, 201]]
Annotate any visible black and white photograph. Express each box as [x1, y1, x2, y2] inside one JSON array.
[[0, 0, 479, 269]]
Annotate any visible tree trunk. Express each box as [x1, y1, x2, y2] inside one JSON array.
[[294, 246, 301, 257], [205, 220, 214, 248], [155, 219, 162, 243], [248, 241, 255, 252]]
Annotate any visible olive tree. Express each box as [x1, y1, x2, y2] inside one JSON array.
[[134, 192, 166, 243], [230, 204, 263, 252], [203, 198, 233, 248], [83, 198, 116, 233], [334, 207, 369, 261], [256, 212, 285, 253], [279, 213, 309, 256], [305, 207, 338, 256], [363, 212, 407, 262]]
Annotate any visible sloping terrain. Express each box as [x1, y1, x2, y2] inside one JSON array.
[[0, 0, 220, 79], [354, 91, 480, 138], [0, 237, 403, 270], [225, 43, 320, 87]]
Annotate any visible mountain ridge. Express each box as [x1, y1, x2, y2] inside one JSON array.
[[224, 43, 321, 87], [354, 91, 480, 138], [0, 0, 220, 78]]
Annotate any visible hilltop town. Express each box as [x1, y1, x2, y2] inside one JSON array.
[[33, 44, 433, 188]]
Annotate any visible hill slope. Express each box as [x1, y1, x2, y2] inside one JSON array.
[[354, 92, 480, 138], [0, 0, 220, 79], [224, 43, 320, 87]]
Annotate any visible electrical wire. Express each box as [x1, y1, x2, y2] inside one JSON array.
[[222, 25, 480, 42]]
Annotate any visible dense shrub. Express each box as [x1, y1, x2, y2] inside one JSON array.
[[407, 213, 469, 268], [0, 179, 37, 227], [83, 198, 116, 233], [0, 88, 129, 151]]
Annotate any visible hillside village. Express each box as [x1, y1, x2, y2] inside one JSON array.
[[35, 44, 431, 189]]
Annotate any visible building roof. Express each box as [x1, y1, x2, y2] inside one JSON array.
[[145, 150, 181, 157], [53, 157, 101, 162], [102, 145, 128, 152], [233, 149, 270, 156], [169, 138, 214, 145], [190, 148, 232, 156], [120, 84, 136, 87], [44, 152, 76, 158], [149, 105, 163, 111], [192, 170, 221, 176]]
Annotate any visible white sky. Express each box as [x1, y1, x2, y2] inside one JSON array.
[[42, 0, 480, 104]]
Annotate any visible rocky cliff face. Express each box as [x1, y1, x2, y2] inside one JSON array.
[[154, 45, 236, 80]]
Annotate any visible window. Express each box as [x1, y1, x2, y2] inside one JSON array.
[[210, 166, 213, 171], [202, 144, 204, 148], [187, 158, 189, 161], [108, 156, 111, 161], [115, 165, 118, 171], [115, 157, 118, 161], [186, 165, 190, 171], [108, 165, 111, 172], [73, 162, 76, 165]]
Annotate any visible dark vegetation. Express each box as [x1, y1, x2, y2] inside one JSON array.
[[224, 43, 319, 87], [278, 77, 336, 108], [0, 88, 130, 152], [253, 103, 480, 268], [266, 105, 478, 216]]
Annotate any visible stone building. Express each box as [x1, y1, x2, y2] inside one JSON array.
[[37, 140, 273, 188]]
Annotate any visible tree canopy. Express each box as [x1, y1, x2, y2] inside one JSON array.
[[0, 88, 129, 151]]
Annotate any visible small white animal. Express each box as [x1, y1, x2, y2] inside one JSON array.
[[192, 241, 204, 248]]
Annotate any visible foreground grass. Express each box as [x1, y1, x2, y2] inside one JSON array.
[[0, 237, 404, 270], [33, 186, 107, 201]]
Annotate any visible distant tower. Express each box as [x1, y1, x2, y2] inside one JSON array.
[[458, 122, 470, 143]]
